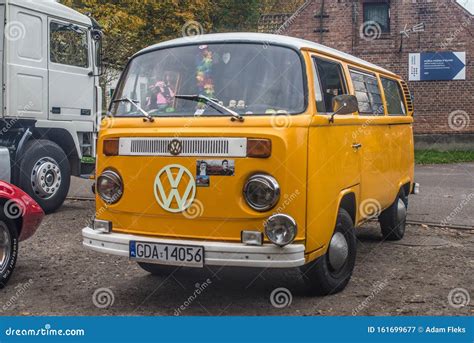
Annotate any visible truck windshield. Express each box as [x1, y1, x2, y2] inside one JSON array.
[[110, 44, 305, 117]]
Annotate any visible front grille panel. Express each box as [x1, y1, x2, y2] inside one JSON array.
[[119, 137, 247, 157]]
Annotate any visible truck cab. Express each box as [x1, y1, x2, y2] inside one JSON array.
[[0, 0, 102, 212]]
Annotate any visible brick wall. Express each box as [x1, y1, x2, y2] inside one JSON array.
[[280, 0, 474, 135]]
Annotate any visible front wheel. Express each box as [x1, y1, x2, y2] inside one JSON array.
[[0, 216, 18, 289], [17, 140, 71, 214], [300, 208, 357, 296]]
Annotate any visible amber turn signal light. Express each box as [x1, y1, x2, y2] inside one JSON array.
[[247, 138, 271, 158], [103, 138, 119, 156]]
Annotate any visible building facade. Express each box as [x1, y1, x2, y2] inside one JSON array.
[[261, 0, 473, 149]]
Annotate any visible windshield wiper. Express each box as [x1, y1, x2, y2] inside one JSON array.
[[112, 97, 154, 122], [175, 94, 244, 122]]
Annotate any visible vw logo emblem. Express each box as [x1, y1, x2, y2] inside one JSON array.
[[154, 164, 196, 213], [168, 139, 182, 156]]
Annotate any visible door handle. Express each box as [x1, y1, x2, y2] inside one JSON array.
[[352, 143, 362, 150]]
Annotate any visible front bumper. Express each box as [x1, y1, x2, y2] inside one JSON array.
[[82, 227, 306, 268]]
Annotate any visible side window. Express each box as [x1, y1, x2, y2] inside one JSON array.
[[50, 22, 89, 68], [350, 70, 384, 115], [381, 77, 406, 115], [313, 58, 347, 113]]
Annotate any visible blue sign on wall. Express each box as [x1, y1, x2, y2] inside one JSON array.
[[409, 52, 466, 81]]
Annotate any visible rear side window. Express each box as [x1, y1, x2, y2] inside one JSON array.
[[50, 22, 89, 68], [381, 78, 406, 115], [350, 70, 384, 115], [313, 58, 347, 113]]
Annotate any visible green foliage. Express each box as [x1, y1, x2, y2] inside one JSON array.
[[415, 150, 474, 164]]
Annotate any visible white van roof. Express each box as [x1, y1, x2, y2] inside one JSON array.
[[5, 0, 92, 26], [137, 32, 396, 76]]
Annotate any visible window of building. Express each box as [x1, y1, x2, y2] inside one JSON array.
[[313, 57, 347, 113], [363, 2, 390, 34], [381, 77, 406, 115], [350, 70, 384, 115], [50, 22, 89, 68]]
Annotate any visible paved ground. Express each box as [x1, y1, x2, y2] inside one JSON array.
[[1, 202, 472, 316], [0, 163, 472, 316]]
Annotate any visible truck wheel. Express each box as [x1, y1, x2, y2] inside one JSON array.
[[378, 189, 407, 241], [0, 216, 18, 289], [300, 208, 356, 295], [18, 140, 70, 214], [137, 262, 179, 276]]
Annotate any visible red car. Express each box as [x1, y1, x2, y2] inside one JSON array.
[[0, 181, 44, 288]]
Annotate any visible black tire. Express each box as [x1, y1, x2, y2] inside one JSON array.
[[300, 208, 357, 296], [17, 140, 71, 214], [137, 262, 180, 276], [379, 189, 408, 241], [0, 216, 19, 289]]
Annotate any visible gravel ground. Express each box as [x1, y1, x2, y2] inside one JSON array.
[[0, 199, 472, 316]]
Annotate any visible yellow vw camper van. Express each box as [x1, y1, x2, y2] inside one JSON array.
[[83, 33, 416, 295]]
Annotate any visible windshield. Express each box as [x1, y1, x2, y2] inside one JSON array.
[[110, 43, 306, 117]]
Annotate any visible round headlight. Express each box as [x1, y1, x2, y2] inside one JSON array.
[[265, 214, 297, 247], [97, 170, 123, 204], [243, 174, 280, 212]]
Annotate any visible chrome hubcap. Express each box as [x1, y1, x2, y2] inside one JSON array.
[[328, 231, 349, 271], [31, 157, 61, 199], [0, 222, 11, 273], [397, 198, 407, 223]]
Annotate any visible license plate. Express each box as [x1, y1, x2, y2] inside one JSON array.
[[129, 241, 204, 268]]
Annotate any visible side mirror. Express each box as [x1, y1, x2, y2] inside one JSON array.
[[329, 95, 359, 123]]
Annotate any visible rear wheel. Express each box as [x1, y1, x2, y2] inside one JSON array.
[[379, 189, 408, 241], [137, 262, 180, 276], [0, 216, 18, 289], [301, 209, 357, 295], [17, 140, 71, 214]]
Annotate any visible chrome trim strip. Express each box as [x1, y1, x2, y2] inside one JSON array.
[[118, 137, 247, 157]]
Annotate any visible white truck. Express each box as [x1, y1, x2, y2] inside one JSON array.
[[0, 0, 102, 212]]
